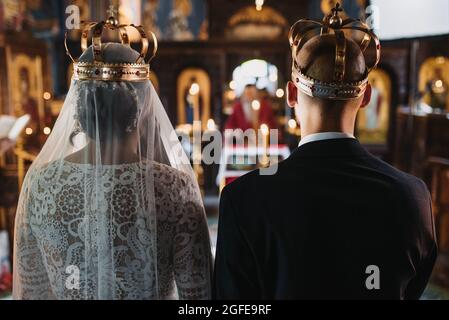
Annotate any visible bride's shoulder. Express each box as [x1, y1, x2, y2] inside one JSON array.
[[150, 161, 205, 224], [150, 161, 199, 200], [20, 160, 74, 200], [25, 160, 67, 181], [151, 161, 193, 185]]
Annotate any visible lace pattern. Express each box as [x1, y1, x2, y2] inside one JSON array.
[[14, 160, 212, 300]]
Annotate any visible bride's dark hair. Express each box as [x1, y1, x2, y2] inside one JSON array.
[[71, 43, 146, 144]]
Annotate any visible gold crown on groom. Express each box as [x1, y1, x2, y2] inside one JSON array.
[[289, 2, 381, 100], [65, 6, 158, 82]]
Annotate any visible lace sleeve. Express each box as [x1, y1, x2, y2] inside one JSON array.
[[173, 174, 212, 300], [13, 181, 55, 300]]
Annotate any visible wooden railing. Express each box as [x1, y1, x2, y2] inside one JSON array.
[[13, 142, 36, 190]]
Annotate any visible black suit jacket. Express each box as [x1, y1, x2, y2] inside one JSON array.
[[213, 138, 437, 300]]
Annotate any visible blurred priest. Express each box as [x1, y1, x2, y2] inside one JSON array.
[[224, 84, 277, 131]]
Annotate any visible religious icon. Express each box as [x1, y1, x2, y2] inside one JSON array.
[[117, 0, 143, 42], [1, 0, 25, 32], [23, 0, 59, 39], [119, 0, 141, 26], [143, 0, 161, 39], [357, 69, 391, 145], [17, 68, 41, 150], [425, 67, 448, 111], [175, 0, 192, 17], [184, 76, 203, 124], [18, 68, 38, 123], [166, 0, 194, 40], [6, 52, 45, 152], [419, 57, 449, 112], [176, 68, 211, 130], [198, 19, 209, 40]]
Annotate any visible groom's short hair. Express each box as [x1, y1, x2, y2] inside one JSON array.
[[295, 34, 368, 111], [297, 34, 366, 85]]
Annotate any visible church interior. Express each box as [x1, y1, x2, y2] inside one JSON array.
[[0, 0, 449, 299]]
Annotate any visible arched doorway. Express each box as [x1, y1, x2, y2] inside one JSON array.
[[224, 59, 284, 117], [232, 59, 279, 96]]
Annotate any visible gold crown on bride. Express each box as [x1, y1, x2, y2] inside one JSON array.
[[289, 2, 381, 100], [65, 6, 158, 82]]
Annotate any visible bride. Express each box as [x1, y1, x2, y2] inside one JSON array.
[[12, 42, 212, 299]]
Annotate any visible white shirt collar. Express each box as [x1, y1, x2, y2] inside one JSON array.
[[298, 132, 355, 147]]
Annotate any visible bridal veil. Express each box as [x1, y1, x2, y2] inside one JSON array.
[[13, 43, 212, 299]]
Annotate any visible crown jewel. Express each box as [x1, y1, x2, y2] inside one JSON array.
[[289, 2, 380, 100], [65, 6, 158, 82]]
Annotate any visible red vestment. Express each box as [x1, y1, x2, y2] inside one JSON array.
[[224, 99, 277, 131]]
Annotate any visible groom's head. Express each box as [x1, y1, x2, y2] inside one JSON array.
[[287, 34, 372, 132]]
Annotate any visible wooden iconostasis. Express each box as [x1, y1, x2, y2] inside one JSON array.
[[1, 1, 449, 181], [0, 31, 51, 247], [0, 32, 52, 165]]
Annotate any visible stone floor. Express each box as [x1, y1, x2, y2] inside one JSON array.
[[424, 254, 449, 299]]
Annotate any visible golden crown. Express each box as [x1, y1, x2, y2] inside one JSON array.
[[65, 6, 158, 82], [289, 3, 380, 100]]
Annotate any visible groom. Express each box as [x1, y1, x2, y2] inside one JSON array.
[[213, 9, 437, 299]]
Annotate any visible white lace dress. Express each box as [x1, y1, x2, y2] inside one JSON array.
[[13, 160, 212, 300]]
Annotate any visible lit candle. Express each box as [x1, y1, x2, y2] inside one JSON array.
[[251, 100, 261, 111], [260, 123, 269, 167], [206, 118, 216, 131], [288, 118, 298, 135]]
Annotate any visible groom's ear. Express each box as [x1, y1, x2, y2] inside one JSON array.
[[360, 83, 372, 109], [287, 81, 298, 108]]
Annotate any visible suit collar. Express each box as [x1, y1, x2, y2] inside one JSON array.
[[298, 132, 355, 147], [289, 138, 371, 159]]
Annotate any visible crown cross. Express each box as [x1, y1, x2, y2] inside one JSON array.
[[331, 2, 343, 16], [107, 5, 118, 19]]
